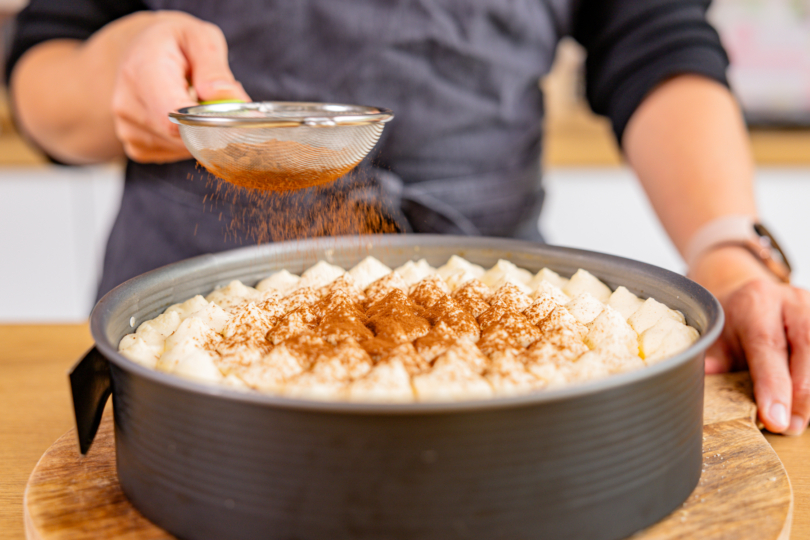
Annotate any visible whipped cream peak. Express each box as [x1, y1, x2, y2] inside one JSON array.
[[394, 259, 436, 286], [529, 267, 569, 291], [298, 260, 345, 290], [481, 259, 533, 289], [349, 256, 392, 290], [256, 270, 300, 295], [364, 271, 409, 306], [206, 280, 262, 309], [121, 255, 699, 402], [437, 255, 484, 281]]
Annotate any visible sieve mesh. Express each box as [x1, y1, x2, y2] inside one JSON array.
[[169, 102, 393, 191]]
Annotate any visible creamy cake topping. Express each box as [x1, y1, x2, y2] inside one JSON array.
[[119, 256, 699, 402]]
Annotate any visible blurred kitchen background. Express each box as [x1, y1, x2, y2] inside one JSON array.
[[0, 0, 808, 321]]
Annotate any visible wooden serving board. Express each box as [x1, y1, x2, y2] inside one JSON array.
[[24, 373, 793, 540]]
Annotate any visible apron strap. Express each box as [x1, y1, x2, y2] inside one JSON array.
[[368, 161, 545, 240]]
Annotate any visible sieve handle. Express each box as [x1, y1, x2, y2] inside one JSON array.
[[199, 99, 246, 105]]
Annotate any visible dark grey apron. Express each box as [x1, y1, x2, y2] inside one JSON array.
[[98, 0, 575, 298]]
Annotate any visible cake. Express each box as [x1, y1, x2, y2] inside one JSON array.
[[119, 256, 699, 402]]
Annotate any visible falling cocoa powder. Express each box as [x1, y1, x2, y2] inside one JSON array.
[[194, 162, 402, 253]]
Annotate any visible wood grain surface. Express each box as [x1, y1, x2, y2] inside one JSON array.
[[3, 325, 809, 539], [0, 324, 94, 540], [638, 373, 792, 540], [17, 366, 793, 540], [23, 416, 169, 540]]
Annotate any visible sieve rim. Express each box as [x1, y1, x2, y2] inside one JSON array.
[[168, 101, 394, 128]]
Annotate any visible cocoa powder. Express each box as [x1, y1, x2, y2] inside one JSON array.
[[198, 139, 359, 191], [195, 163, 401, 249], [200, 263, 606, 396]]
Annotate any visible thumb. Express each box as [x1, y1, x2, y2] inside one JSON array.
[[180, 21, 251, 103]]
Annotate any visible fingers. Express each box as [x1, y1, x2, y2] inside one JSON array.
[[181, 22, 251, 103], [113, 53, 194, 142], [784, 288, 810, 435], [693, 248, 810, 436], [115, 116, 191, 163], [730, 280, 792, 433], [111, 12, 248, 163], [112, 20, 195, 162]]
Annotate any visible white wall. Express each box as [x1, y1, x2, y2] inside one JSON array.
[[0, 165, 807, 322], [542, 167, 810, 289], [0, 166, 123, 322]]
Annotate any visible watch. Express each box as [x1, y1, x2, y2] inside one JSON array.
[[685, 216, 792, 283]]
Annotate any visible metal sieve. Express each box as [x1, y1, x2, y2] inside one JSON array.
[[168, 102, 394, 191]]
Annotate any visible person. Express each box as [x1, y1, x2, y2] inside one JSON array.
[[6, 0, 810, 436]]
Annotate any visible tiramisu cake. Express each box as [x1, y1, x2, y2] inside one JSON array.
[[119, 256, 699, 402]]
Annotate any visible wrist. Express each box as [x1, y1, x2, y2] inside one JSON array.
[[688, 244, 780, 299]]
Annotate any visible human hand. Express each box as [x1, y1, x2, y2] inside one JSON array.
[[691, 246, 810, 436], [111, 11, 250, 163]]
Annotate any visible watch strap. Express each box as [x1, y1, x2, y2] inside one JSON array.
[[685, 215, 792, 283]]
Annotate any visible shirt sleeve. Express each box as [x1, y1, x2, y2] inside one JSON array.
[[572, 0, 730, 145], [5, 0, 148, 84]]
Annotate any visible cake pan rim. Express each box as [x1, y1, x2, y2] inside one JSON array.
[[90, 234, 723, 415]]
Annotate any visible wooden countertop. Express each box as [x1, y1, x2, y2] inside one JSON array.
[[542, 102, 810, 168], [1, 323, 809, 539]]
